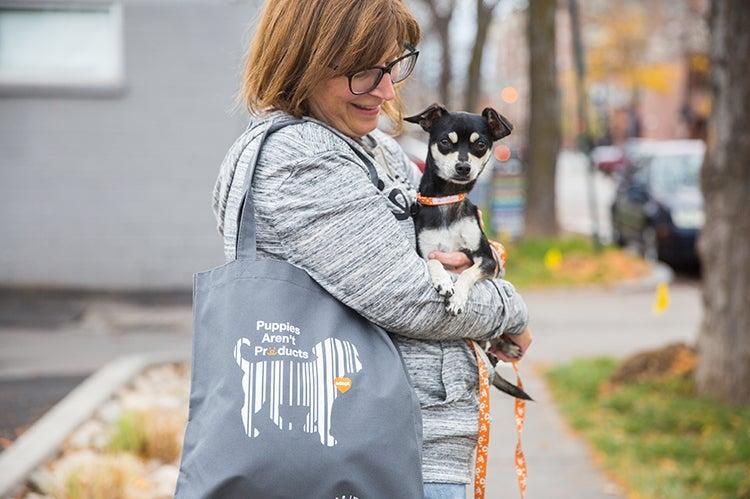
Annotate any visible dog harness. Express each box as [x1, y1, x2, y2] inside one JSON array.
[[416, 192, 466, 206]]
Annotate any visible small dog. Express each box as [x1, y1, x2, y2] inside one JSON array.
[[405, 103, 531, 401]]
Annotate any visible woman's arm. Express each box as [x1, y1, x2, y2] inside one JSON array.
[[260, 149, 528, 341]]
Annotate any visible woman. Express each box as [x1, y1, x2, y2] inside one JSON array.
[[212, 1, 532, 497]]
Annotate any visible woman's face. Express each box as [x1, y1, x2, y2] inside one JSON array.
[[308, 56, 397, 139]]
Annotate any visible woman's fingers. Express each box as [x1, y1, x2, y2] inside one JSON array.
[[428, 251, 472, 272]]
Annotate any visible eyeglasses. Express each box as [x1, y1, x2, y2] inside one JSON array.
[[347, 49, 419, 95]]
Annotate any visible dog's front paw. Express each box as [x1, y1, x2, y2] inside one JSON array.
[[492, 335, 522, 358], [445, 288, 468, 316], [427, 259, 454, 298], [435, 281, 454, 298]]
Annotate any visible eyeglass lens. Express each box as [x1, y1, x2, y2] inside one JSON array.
[[349, 52, 417, 94]]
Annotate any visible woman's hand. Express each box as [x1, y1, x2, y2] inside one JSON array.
[[427, 251, 472, 273], [428, 243, 505, 276], [489, 327, 532, 363]]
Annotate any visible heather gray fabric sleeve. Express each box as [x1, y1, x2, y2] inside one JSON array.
[[262, 150, 528, 341]]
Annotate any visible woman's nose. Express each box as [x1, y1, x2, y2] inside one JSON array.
[[370, 73, 395, 101]]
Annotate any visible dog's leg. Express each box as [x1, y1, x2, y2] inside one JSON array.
[[446, 257, 486, 315], [427, 258, 454, 298]]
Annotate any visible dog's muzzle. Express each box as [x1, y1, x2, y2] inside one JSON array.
[[454, 161, 472, 177]]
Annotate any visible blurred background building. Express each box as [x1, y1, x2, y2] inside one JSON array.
[[1, 0, 262, 290], [485, 0, 709, 148]]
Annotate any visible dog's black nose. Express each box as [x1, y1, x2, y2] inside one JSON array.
[[455, 162, 471, 176]]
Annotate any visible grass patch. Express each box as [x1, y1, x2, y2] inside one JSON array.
[[544, 358, 750, 499], [107, 409, 184, 463], [35, 450, 151, 499], [107, 412, 145, 456], [62, 454, 149, 499], [499, 236, 650, 289]]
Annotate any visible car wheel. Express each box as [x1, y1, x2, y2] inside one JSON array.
[[611, 220, 626, 247], [641, 226, 659, 261]]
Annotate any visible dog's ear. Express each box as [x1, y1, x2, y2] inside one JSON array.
[[404, 103, 447, 132], [482, 107, 513, 140]]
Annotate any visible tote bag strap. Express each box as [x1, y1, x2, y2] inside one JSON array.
[[235, 118, 382, 261], [235, 118, 304, 260]]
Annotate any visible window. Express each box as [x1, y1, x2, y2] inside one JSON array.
[[0, 1, 123, 96]]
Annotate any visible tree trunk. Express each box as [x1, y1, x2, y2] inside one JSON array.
[[696, 0, 750, 404], [464, 0, 499, 112], [436, 16, 453, 107], [419, 0, 455, 107], [524, 0, 560, 237]]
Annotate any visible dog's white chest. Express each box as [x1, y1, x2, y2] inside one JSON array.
[[418, 217, 482, 256]]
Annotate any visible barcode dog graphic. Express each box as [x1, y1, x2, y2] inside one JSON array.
[[233, 337, 363, 446]]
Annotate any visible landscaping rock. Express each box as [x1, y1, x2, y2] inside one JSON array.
[[151, 464, 180, 498], [18, 362, 191, 499]]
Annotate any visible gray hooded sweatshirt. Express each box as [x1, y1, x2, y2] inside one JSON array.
[[212, 111, 528, 484]]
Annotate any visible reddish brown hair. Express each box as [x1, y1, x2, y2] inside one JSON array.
[[238, 0, 421, 131]]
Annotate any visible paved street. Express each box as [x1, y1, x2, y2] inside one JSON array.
[[0, 293, 193, 450], [0, 374, 87, 447]]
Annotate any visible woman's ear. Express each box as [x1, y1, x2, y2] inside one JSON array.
[[404, 103, 447, 132], [482, 107, 513, 140]]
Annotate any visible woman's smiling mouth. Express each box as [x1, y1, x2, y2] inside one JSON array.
[[351, 103, 380, 115]]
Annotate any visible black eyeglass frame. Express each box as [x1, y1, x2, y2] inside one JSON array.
[[346, 49, 420, 95]]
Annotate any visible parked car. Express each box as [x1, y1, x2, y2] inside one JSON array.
[[592, 139, 662, 177], [610, 140, 705, 266], [591, 145, 627, 175]]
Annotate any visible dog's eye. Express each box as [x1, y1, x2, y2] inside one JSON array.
[[438, 138, 452, 148], [473, 140, 487, 149]]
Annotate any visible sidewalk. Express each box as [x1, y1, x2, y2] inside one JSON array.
[[486, 367, 623, 498], [486, 280, 700, 498], [0, 281, 701, 497]]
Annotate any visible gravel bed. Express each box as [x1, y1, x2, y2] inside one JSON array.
[[15, 362, 190, 499]]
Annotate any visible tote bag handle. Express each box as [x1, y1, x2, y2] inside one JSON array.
[[235, 118, 304, 261]]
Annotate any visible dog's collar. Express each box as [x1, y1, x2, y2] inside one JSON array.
[[416, 193, 466, 206]]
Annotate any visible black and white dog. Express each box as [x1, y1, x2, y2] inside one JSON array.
[[405, 103, 532, 400]]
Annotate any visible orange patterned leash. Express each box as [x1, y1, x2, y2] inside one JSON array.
[[488, 240, 507, 278], [511, 361, 528, 498], [471, 215, 525, 497], [469, 340, 528, 499], [468, 340, 491, 499]]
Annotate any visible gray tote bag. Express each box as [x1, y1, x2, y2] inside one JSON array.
[[175, 119, 424, 499]]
